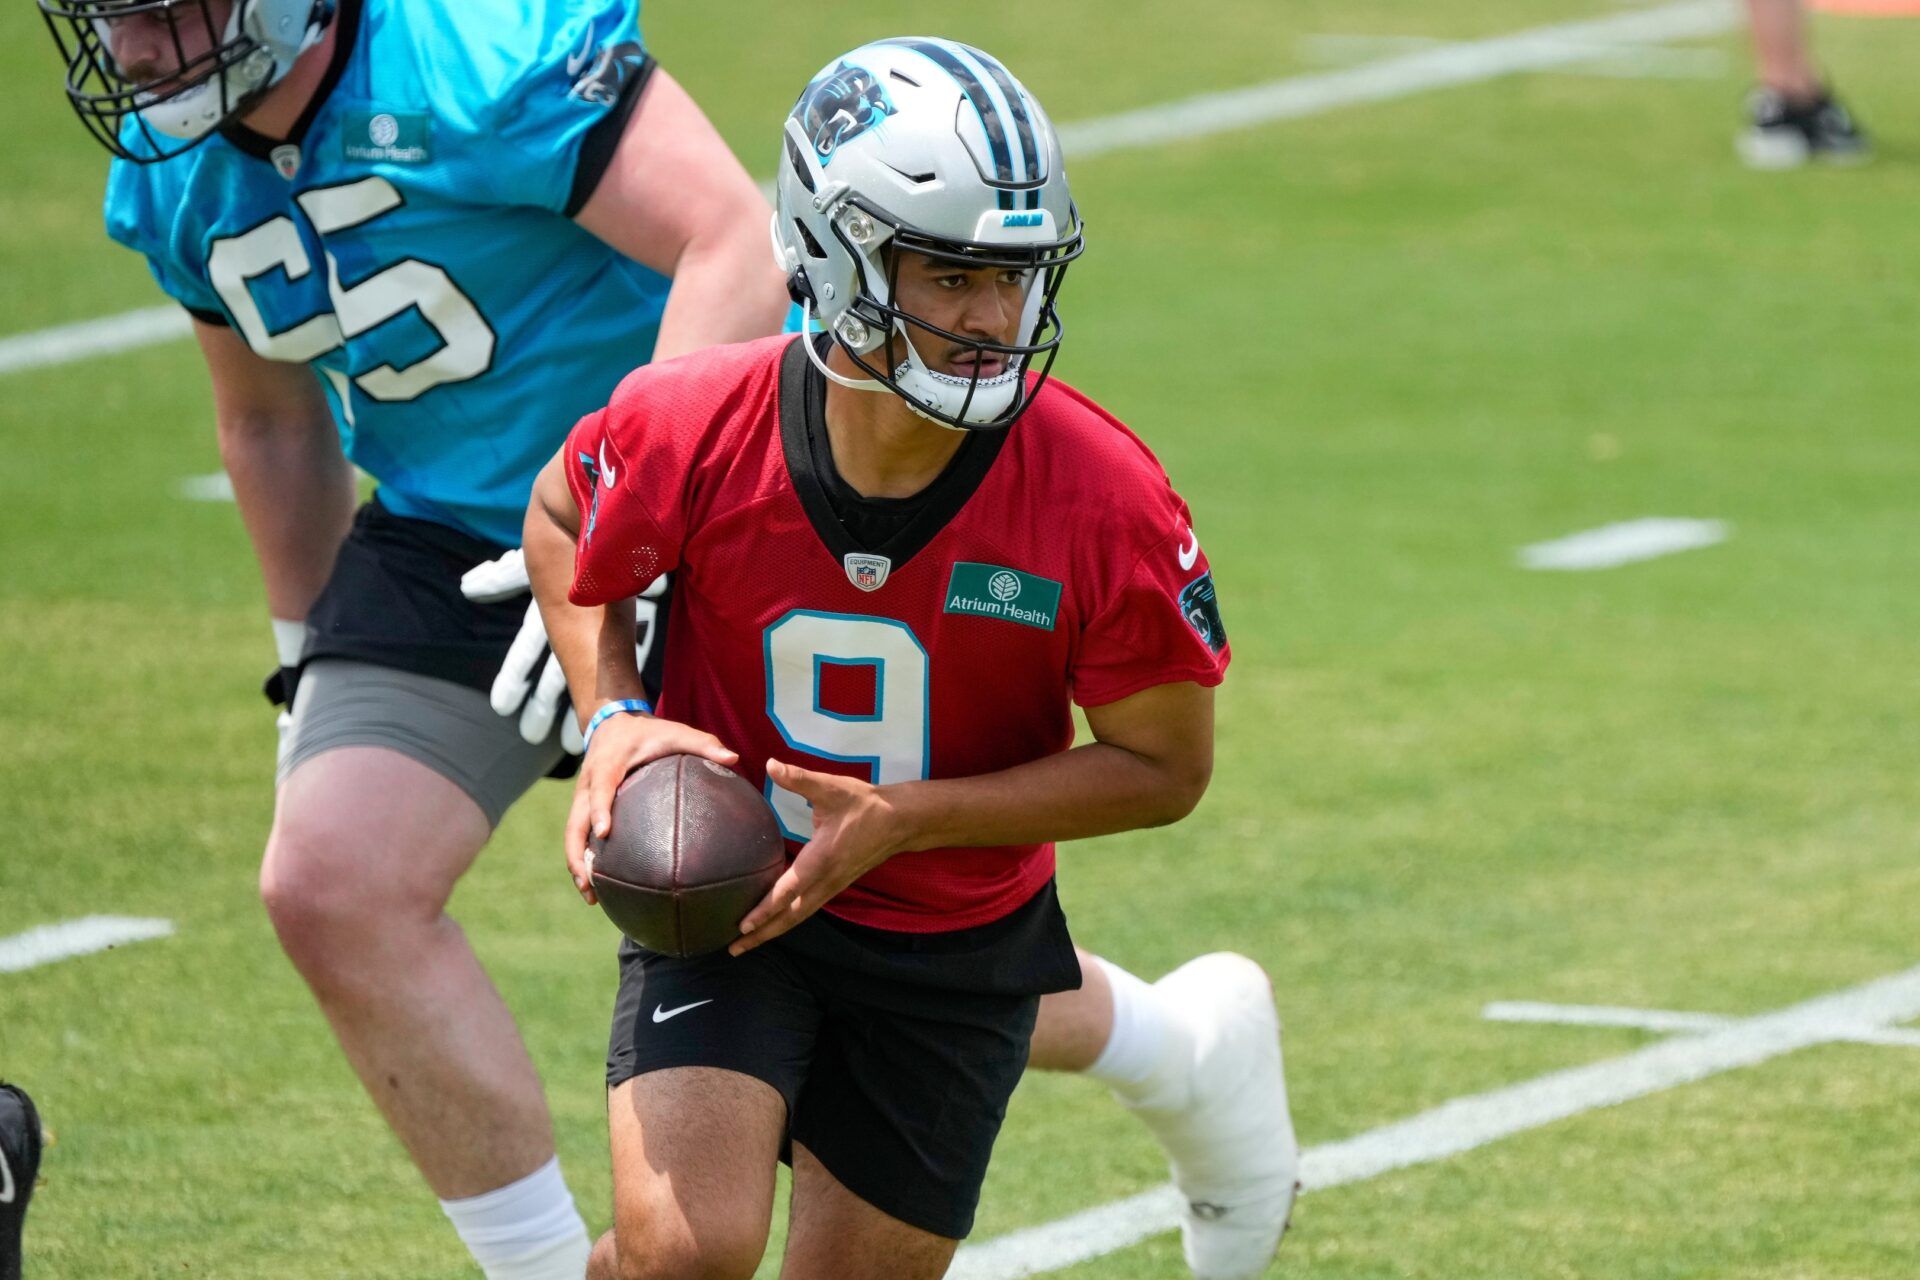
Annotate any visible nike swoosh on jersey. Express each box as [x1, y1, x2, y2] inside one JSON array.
[[599, 440, 618, 488], [0, 1140, 14, 1205], [1178, 531, 1200, 571], [566, 20, 597, 77], [652, 999, 713, 1024]]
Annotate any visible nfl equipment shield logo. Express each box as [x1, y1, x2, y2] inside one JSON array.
[[844, 553, 891, 592], [270, 144, 301, 180]]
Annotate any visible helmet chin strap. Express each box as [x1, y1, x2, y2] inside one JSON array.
[[799, 299, 897, 395]]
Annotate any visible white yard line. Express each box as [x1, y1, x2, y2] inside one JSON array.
[[1554, 44, 1727, 79], [1843, 1027, 1920, 1050], [0, 916, 175, 974], [1484, 1000, 1732, 1033], [0, 0, 1740, 379], [1299, 32, 1727, 80], [1487, 999, 1920, 1048], [177, 471, 237, 502], [1518, 517, 1730, 570], [1055, 0, 1736, 159], [0, 305, 190, 378], [1298, 34, 1456, 64], [951, 962, 1920, 1279]]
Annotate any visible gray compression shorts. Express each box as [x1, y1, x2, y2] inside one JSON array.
[[278, 659, 567, 828]]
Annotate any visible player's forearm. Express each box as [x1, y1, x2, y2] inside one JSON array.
[[885, 739, 1211, 854], [648, 228, 789, 363], [543, 592, 645, 727], [591, 599, 647, 708], [524, 460, 645, 725], [216, 409, 356, 620]]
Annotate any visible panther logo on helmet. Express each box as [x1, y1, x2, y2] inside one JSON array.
[[792, 62, 894, 164]]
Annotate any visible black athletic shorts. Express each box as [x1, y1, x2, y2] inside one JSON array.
[[299, 496, 669, 778], [606, 879, 1081, 1239]]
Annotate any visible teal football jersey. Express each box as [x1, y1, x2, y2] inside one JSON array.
[[104, 0, 672, 545]]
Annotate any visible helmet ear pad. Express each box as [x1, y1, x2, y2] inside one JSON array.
[[773, 201, 832, 308]]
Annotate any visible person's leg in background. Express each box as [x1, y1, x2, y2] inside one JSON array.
[[263, 662, 590, 1280], [1739, 0, 1870, 167], [1030, 950, 1299, 1280]]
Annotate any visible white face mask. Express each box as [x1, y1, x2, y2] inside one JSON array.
[[801, 297, 1031, 432], [49, 0, 331, 160], [137, 1, 282, 141]]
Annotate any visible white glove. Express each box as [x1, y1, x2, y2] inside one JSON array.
[[271, 617, 305, 767], [461, 550, 665, 756]]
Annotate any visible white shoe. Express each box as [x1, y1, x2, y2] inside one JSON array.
[[1121, 953, 1299, 1280]]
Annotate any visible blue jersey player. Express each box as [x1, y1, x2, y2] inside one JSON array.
[[44, 6, 1300, 1278], [43, 0, 786, 1275]]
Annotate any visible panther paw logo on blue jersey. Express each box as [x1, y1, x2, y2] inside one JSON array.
[[793, 62, 895, 164], [570, 39, 648, 107]]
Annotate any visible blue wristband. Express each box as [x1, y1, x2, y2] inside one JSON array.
[[583, 698, 653, 752]]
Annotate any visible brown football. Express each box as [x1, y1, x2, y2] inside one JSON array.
[[588, 755, 787, 957]]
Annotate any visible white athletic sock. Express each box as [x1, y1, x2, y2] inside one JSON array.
[[1085, 957, 1194, 1111], [439, 1156, 593, 1280]]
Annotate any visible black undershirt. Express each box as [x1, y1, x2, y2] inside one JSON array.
[[779, 335, 1009, 569], [800, 335, 983, 551]]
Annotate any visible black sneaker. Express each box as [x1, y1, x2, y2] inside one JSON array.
[[0, 1084, 43, 1280], [1738, 87, 1871, 168], [1802, 94, 1871, 164]]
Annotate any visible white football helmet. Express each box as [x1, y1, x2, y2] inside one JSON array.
[[773, 38, 1084, 430], [40, 0, 336, 161]]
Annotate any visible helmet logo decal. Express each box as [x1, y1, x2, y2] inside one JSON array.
[[793, 63, 895, 165]]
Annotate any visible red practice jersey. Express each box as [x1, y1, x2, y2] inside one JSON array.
[[566, 335, 1229, 933]]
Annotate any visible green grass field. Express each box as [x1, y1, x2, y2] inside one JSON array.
[[5, 2, 1920, 1276]]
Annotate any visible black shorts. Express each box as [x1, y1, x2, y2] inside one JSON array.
[[300, 496, 670, 779], [606, 880, 1080, 1240]]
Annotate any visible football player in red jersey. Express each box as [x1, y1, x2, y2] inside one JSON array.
[[525, 39, 1297, 1280]]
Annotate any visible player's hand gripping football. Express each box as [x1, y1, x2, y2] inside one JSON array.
[[461, 549, 667, 755], [729, 760, 906, 956], [566, 711, 739, 904]]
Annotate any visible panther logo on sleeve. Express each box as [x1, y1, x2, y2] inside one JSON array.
[[576, 450, 604, 544], [1179, 573, 1227, 653]]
